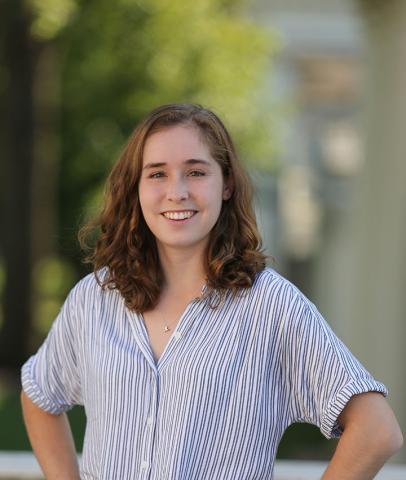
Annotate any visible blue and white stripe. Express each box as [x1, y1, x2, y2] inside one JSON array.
[[21, 267, 388, 479]]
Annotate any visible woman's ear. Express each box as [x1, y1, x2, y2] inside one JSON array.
[[222, 181, 233, 201], [223, 187, 233, 200]]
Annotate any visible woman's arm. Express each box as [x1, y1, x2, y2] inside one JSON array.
[[321, 392, 403, 479], [21, 390, 81, 480]]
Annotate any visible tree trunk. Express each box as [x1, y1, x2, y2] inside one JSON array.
[[0, 0, 36, 370]]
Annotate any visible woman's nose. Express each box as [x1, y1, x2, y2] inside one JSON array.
[[166, 178, 189, 201]]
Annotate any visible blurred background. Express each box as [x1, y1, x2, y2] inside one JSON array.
[[0, 0, 405, 466]]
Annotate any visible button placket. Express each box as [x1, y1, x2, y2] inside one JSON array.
[[140, 369, 159, 477]]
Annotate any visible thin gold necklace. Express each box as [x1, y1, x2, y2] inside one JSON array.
[[162, 283, 207, 333]]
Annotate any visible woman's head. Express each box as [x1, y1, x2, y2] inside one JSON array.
[[79, 103, 268, 311], [139, 123, 233, 256]]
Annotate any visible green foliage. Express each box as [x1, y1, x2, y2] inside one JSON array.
[[27, 0, 78, 40], [276, 423, 337, 460], [0, 391, 32, 450], [32, 256, 76, 335], [52, 0, 278, 258], [0, 389, 86, 451]]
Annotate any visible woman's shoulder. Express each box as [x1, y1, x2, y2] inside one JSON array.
[[252, 266, 302, 297], [249, 267, 323, 335], [67, 267, 114, 304], [249, 266, 314, 312]]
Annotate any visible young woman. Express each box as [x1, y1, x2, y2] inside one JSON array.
[[21, 103, 402, 479]]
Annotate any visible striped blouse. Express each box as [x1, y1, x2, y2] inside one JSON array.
[[21, 267, 388, 479]]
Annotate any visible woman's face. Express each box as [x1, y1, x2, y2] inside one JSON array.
[[138, 124, 231, 256]]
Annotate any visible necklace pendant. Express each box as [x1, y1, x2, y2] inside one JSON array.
[[164, 325, 170, 333]]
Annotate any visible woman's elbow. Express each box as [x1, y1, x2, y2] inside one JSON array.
[[377, 418, 404, 458], [385, 424, 404, 455]]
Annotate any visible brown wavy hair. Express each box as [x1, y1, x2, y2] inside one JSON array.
[[79, 103, 269, 312]]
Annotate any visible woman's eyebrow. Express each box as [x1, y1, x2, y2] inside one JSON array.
[[142, 158, 211, 170]]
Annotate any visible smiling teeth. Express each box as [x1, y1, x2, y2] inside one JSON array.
[[163, 211, 195, 220]]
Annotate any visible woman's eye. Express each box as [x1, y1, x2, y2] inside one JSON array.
[[147, 170, 205, 179]]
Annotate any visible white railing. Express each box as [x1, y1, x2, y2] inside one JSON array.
[[0, 452, 405, 479]]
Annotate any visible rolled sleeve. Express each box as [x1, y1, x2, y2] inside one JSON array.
[[321, 378, 388, 439], [283, 291, 389, 439], [21, 285, 83, 414]]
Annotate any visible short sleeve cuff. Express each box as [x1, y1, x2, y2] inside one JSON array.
[[320, 378, 389, 439], [21, 356, 72, 415]]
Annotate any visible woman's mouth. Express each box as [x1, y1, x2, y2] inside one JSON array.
[[161, 210, 198, 223]]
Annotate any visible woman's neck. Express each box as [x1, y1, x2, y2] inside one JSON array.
[[157, 246, 207, 298]]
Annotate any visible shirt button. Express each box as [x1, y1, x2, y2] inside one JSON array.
[[141, 460, 149, 469], [147, 416, 153, 426], [174, 331, 182, 340]]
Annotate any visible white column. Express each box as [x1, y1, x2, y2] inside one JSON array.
[[348, 0, 406, 462]]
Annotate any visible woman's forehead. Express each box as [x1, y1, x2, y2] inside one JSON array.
[[143, 124, 213, 165]]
